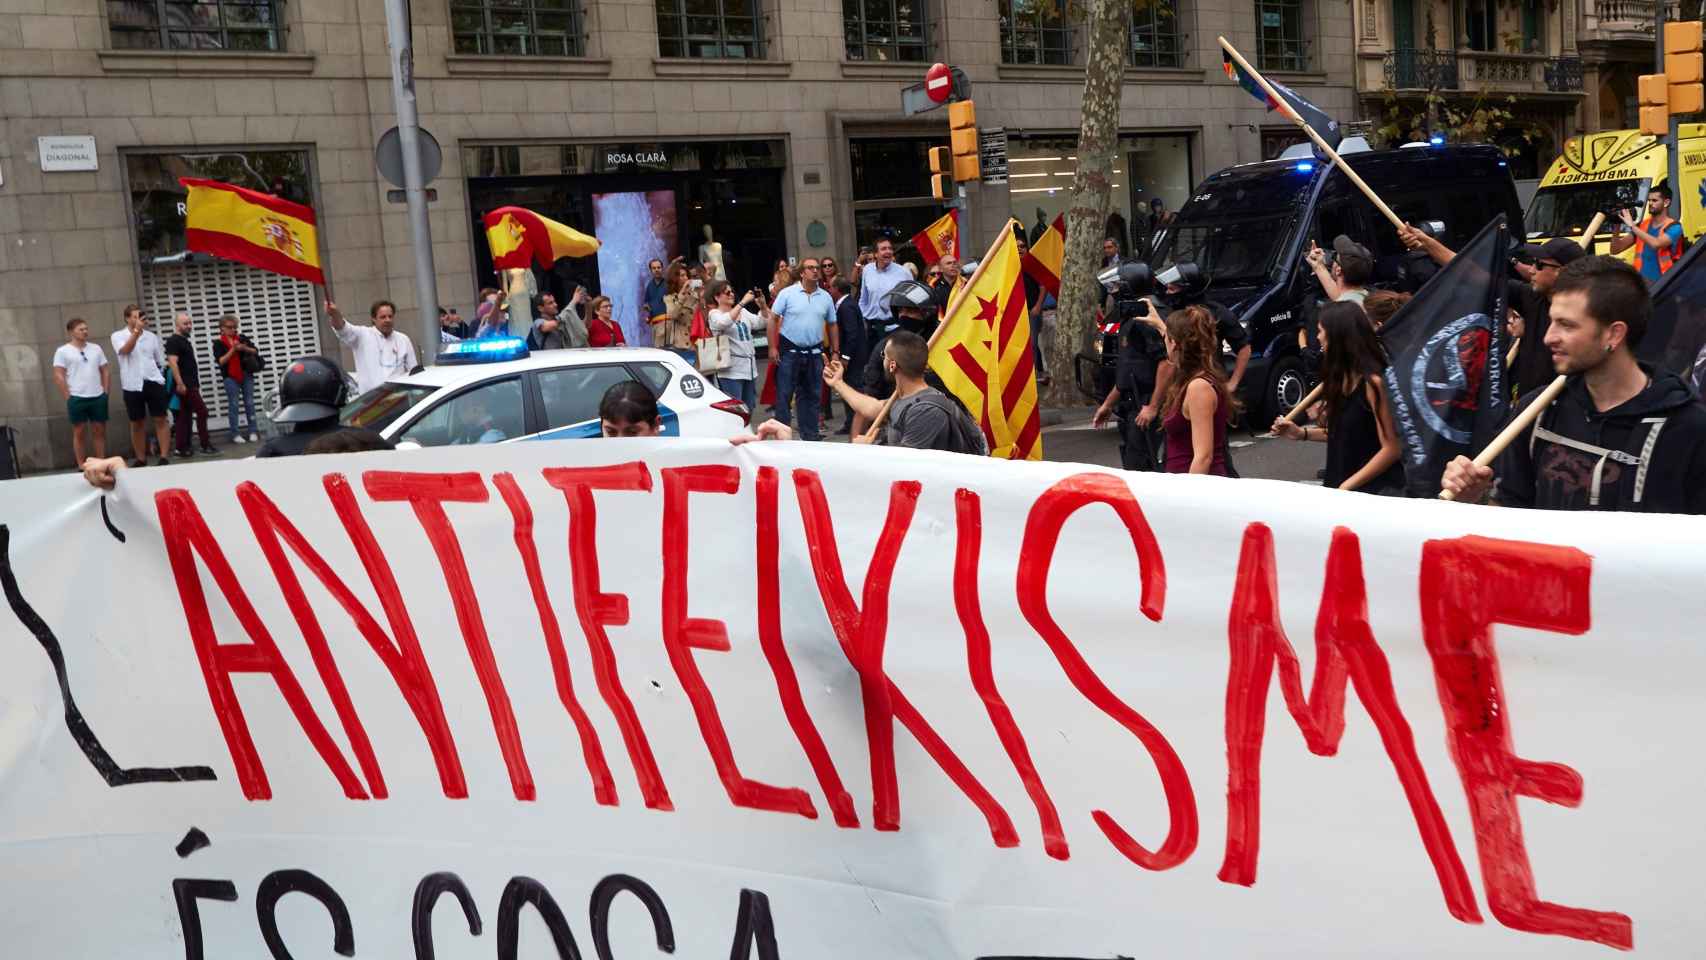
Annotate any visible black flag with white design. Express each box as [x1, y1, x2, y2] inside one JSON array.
[[1381, 215, 1513, 496], [1644, 236, 1706, 397]]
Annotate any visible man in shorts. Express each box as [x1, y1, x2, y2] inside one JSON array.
[[51, 317, 109, 467], [111, 304, 172, 466]]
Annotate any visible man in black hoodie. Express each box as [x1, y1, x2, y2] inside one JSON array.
[[1442, 256, 1706, 513]]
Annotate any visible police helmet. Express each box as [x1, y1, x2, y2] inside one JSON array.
[[883, 279, 936, 313], [274, 355, 350, 423], [1118, 261, 1153, 296], [1155, 261, 1206, 298]]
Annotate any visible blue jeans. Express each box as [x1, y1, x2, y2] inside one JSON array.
[[719, 376, 757, 410], [222, 375, 256, 441], [775, 350, 823, 441]]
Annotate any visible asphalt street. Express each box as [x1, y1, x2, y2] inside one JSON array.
[[1038, 408, 1326, 484]]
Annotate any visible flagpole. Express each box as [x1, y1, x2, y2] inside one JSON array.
[[1218, 36, 1404, 232], [859, 218, 1021, 442], [1438, 373, 1568, 501]]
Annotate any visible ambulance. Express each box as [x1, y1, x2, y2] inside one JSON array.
[[1524, 125, 1706, 259]]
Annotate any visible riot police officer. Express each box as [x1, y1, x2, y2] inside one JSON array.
[[256, 355, 393, 457], [1091, 263, 1167, 470]]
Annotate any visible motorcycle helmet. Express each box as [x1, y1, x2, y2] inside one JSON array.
[[883, 279, 936, 313], [274, 355, 350, 423], [1118, 261, 1154, 297]]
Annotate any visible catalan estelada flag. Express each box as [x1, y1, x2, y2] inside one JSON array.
[[1022, 213, 1065, 297], [1221, 49, 1341, 155], [930, 225, 1042, 461], [180, 178, 324, 284], [483, 206, 599, 269], [910, 209, 959, 265]]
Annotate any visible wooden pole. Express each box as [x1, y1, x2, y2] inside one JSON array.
[[858, 219, 1022, 442], [1505, 338, 1520, 368], [1438, 373, 1567, 501], [1279, 382, 1322, 424], [1218, 36, 1404, 231], [1579, 211, 1607, 248]]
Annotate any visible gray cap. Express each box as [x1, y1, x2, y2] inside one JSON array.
[[1332, 234, 1373, 269]]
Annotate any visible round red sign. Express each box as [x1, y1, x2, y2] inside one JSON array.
[[925, 62, 952, 103]]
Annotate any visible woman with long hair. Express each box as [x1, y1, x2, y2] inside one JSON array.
[[1271, 301, 1404, 493], [768, 262, 796, 301], [1161, 305, 1235, 475], [584, 296, 625, 348], [652, 262, 696, 362]]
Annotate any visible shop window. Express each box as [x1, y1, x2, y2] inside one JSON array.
[[1128, 0, 1183, 68], [452, 0, 585, 56], [843, 0, 930, 62], [106, 0, 282, 50], [1255, 0, 1309, 71], [657, 0, 766, 58], [1000, 0, 1073, 65]]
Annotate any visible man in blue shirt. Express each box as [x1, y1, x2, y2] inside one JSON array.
[[856, 237, 908, 341], [769, 257, 838, 440], [1612, 184, 1686, 283], [643, 259, 668, 320]]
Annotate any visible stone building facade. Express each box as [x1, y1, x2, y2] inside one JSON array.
[[0, 0, 1355, 471]]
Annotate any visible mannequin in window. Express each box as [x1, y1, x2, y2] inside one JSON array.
[[699, 224, 727, 282], [503, 266, 535, 336]]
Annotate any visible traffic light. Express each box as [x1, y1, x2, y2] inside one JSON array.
[[929, 146, 952, 201], [949, 99, 980, 182], [1640, 73, 1669, 136], [1667, 21, 1705, 116]]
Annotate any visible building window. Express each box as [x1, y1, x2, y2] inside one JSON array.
[[657, 0, 765, 58], [844, 0, 929, 62], [1255, 0, 1308, 71], [1001, 0, 1073, 65], [1128, 0, 1182, 68], [452, 0, 585, 56], [106, 0, 283, 50]]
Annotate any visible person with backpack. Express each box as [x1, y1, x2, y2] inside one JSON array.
[[1611, 183, 1687, 283], [823, 330, 987, 455], [1441, 256, 1706, 512]]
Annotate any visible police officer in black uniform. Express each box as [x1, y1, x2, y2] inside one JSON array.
[[862, 279, 939, 402], [256, 355, 394, 457], [1092, 263, 1167, 470]]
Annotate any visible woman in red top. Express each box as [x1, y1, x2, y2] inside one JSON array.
[[585, 296, 626, 348], [1161, 305, 1235, 475]]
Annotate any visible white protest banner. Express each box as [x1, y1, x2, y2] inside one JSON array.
[[1, 440, 1700, 958]]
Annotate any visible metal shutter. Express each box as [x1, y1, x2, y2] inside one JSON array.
[[139, 259, 322, 429]]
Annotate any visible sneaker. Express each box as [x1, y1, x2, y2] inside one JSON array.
[[200, 445, 218, 456], [232, 435, 248, 445], [173, 448, 192, 459], [247, 433, 259, 442], [156, 457, 171, 467], [127, 458, 146, 469]]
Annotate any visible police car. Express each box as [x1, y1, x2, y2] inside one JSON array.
[[339, 338, 750, 446]]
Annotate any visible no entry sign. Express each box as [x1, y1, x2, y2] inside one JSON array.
[[925, 62, 952, 103]]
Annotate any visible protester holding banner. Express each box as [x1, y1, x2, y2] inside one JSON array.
[[1161, 306, 1235, 475], [1273, 302, 1404, 493], [1441, 256, 1706, 512], [598, 380, 663, 437]]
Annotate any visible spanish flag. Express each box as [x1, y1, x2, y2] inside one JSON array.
[[930, 224, 1042, 460], [909, 209, 959, 266], [180, 178, 324, 285], [484, 206, 599, 269], [1022, 213, 1065, 297]]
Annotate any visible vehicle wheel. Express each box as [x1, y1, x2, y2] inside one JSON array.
[[1264, 355, 1308, 425]]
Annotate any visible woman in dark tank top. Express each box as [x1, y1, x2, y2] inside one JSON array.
[[1271, 301, 1404, 493]]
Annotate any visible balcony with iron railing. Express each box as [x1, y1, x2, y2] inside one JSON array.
[[1383, 49, 1584, 94]]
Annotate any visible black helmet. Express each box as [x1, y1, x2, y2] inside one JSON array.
[[1156, 261, 1207, 299], [883, 279, 936, 313], [274, 355, 349, 423], [1117, 261, 1153, 296]]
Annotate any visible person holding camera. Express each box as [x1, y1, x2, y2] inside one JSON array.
[[1610, 183, 1685, 283], [705, 280, 770, 410], [1092, 263, 1168, 471]]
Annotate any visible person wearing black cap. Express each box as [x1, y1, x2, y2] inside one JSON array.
[[256, 356, 393, 457]]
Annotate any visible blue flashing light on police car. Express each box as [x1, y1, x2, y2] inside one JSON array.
[[438, 336, 530, 365], [1295, 160, 1314, 174], [1429, 134, 1446, 147]]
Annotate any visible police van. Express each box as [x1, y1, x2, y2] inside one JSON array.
[[1142, 139, 1523, 423], [339, 338, 750, 446]]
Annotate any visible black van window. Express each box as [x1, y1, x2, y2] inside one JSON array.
[[1160, 173, 1309, 284]]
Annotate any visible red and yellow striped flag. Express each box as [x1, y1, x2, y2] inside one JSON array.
[[930, 226, 1042, 460], [484, 205, 599, 269], [180, 178, 324, 284], [910, 209, 959, 266], [1021, 213, 1065, 296]]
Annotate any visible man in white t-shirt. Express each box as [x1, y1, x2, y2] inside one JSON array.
[[110, 304, 173, 466], [52, 317, 110, 467], [323, 298, 419, 394]]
